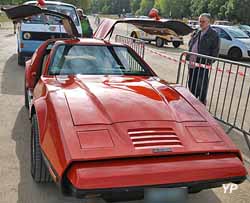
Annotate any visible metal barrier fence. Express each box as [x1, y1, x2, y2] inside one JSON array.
[[115, 35, 145, 58], [177, 51, 250, 149]]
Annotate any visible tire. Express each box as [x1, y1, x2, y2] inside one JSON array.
[[156, 37, 164, 47], [24, 87, 29, 109], [228, 47, 242, 60], [18, 51, 25, 66], [188, 188, 202, 194], [172, 41, 181, 48], [131, 31, 138, 38], [31, 115, 52, 183]]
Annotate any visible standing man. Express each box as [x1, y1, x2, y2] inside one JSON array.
[[188, 13, 220, 105], [77, 8, 93, 38]]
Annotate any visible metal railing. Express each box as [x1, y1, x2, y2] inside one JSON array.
[[177, 51, 250, 149], [115, 35, 145, 58]]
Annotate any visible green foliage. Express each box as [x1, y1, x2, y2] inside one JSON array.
[[1, 0, 250, 23], [130, 0, 141, 14], [153, 0, 160, 10], [0, 0, 26, 5], [159, 0, 191, 18], [224, 0, 250, 23], [90, 0, 130, 14], [190, 0, 209, 17], [137, 0, 154, 15]]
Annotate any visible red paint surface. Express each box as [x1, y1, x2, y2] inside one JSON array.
[[67, 154, 246, 189]]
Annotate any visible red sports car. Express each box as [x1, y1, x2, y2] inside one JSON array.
[[3, 4, 247, 202]]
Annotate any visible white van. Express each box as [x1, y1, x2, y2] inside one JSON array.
[[17, 1, 82, 65]]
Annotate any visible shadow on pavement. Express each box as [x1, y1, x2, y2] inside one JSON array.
[[187, 191, 221, 203], [1, 54, 24, 95]]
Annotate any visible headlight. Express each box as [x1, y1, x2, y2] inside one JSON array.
[[23, 32, 31, 40]]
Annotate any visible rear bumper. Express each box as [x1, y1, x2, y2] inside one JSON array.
[[65, 176, 246, 199], [64, 153, 247, 197]]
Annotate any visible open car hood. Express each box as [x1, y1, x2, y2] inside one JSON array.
[[1, 5, 79, 37], [94, 18, 193, 39]]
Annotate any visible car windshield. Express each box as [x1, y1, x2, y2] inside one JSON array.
[[227, 27, 249, 38], [23, 4, 79, 26], [239, 25, 250, 31], [49, 45, 153, 76]]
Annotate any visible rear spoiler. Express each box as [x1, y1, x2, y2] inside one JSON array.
[[94, 18, 194, 40]]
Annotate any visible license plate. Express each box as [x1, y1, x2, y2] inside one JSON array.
[[144, 187, 188, 203]]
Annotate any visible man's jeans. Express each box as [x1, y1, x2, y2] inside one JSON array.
[[188, 67, 209, 104]]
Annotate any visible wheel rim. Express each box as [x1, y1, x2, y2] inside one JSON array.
[[230, 49, 241, 59], [156, 38, 163, 46], [173, 41, 180, 47], [132, 33, 137, 38]]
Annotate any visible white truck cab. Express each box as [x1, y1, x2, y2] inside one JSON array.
[[17, 1, 82, 65]]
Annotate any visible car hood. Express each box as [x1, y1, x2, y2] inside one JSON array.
[[55, 75, 205, 125], [42, 75, 241, 174]]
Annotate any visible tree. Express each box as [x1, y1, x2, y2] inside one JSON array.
[[130, 0, 141, 14], [137, 0, 155, 15], [79, 0, 92, 12], [208, 0, 227, 19], [225, 0, 250, 24], [190, 0, 209, 17], [159, 0, 191, 18]]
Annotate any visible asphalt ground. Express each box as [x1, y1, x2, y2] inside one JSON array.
[[0, 18, 250, 203]]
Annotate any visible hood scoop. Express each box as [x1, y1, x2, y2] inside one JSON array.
[[128, 128, 183, 149]]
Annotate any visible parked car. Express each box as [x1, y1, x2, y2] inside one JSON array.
[[124, 13, 134, 18], [130, 19, 193, 48], [187, 20, 199, 30], [131, 29, 184, 48], [214, 20, 232, 26], [212, 25, 250, 60], [3, 5, 247, 202], [14, 1, 82, 65], [237, 25, 250, 37]]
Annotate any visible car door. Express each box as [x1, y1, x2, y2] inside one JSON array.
[[213, 27, 232, 55]]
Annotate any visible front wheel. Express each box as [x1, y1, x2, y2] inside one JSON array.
[[156, 37, 164, 47], [31, 115, 52, 183], [228, 47, 242, 60], [18, 52, 25, 66], [172, 41, 181, 48], [131, 32, 138, 39], [24, 87, 29, 109]]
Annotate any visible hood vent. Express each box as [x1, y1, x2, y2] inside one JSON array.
[[128, 128, 183, 149]]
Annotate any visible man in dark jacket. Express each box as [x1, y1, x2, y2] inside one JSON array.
[[188, 13, 220, 104]]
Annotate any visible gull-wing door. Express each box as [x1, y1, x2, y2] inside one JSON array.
[[1, 4, 79, 37], [94, 18, 194, 39]]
